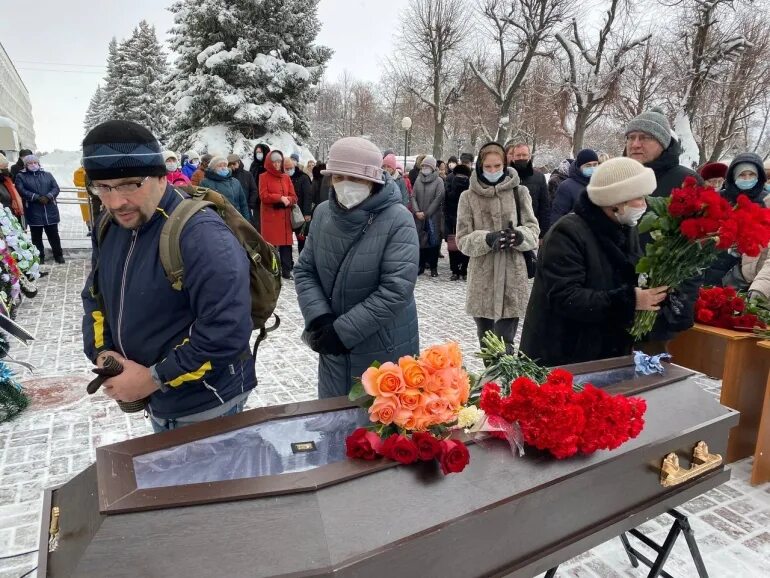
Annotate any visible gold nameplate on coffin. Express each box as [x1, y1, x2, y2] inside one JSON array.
[[660, 441, 723, 487]]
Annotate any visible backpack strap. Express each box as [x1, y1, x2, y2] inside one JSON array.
[[159, 198, 216, 290]]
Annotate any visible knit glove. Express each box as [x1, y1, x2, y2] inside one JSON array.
[[485, 231, 505, 251], [311, 323, 349, 356], [503, 221, 523, 250]]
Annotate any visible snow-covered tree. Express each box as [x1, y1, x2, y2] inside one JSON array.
[[471, 0, 572, 144], [102, 37, 123, 120], [166, 0, 331, 151], [555, 0, 650, 156], [83, 85, 108, 136]]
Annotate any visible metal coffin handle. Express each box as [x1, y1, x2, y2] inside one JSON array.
[[660, 441, 723, 487]]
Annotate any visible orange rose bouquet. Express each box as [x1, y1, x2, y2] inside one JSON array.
[[345, 342, 471, 474]]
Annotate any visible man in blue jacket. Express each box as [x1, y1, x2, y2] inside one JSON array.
[[80, 120, 256, 432]]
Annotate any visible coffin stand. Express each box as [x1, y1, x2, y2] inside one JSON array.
[[39, 358, 738, 578]]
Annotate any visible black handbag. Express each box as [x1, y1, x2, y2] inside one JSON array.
[[513, 186, 537, 279]]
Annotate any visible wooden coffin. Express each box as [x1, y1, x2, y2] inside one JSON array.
[[39, 359, 738, 578]]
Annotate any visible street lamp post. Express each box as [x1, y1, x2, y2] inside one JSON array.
[[401, 117, 412, 171]]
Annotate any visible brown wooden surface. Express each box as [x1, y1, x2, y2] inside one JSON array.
[[750, 341, 770, 484], [40, 377, 739, 578], [668, 324, 756, 379]]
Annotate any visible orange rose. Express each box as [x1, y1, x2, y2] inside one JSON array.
[[446, 341, 463, 368], [421, 344, 451, 371], [394, 408, 418, 430], [412, 410, 436, 431], [399, 389, 422, 411], [399, 356, 428, 389], [423, 371, 448, 393], [361, 362, 405, 398], [369, 395, 400, 425], [422, 392, 450, 418]]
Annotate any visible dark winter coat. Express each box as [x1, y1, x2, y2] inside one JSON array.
[[550, 161, 590, 224], [411, 171, 445, 248], [408, 165, 421, 187], [82, 185, 255, 419], [520, 192, 640, 366], [313, 174, 332, 210], [294, 172, 420, 397], [512, 160, 550, 237], [289, 169, 313, 216], [444, 164, 471, 236], [232, 166, 258, 218], [547, 159, 572, 204], [200, 169, 250, 220], [15, 169, 61, 227], [705, 152, 769, 286], [634, 138, 702, 342], [259, 156, 298, 246]]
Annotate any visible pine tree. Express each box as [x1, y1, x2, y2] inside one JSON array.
[[102, 37, 124, 120], [166, 0, 332, 149], [83, 85, 108, 136]]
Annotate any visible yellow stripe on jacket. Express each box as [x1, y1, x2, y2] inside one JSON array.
[[167, 361, 213, 388], [92, 310, 105, 349]]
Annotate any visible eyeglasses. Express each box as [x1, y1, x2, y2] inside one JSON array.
[[89, 176, 150, 197], [625, 133, 656, 144]]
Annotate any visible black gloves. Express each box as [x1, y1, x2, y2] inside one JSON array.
[[273, 202, 287, 209], [305, 315, 349, 356], [485, 221, 523, 251]]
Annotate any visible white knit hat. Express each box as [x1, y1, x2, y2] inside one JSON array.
[[162, 150, 179, 162], [587, 157, 657, 207]]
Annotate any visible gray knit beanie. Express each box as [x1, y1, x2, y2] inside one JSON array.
[[422, 156, 437, 170], [625, 107, 672, 149], [733, 162, 758, 180], [587, 157, 657, 207]]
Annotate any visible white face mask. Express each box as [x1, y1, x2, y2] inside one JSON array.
[[421, 167, 433, 176], [615, 203, 647, 226], [334, 180, 372, 209], [166, 162, 178, 172]]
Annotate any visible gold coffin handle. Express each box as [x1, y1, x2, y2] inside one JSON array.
[[48, 506, 60, 552], [660, 441, 723, 487]]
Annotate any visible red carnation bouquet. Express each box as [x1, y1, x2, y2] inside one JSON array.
[[345, 342, 471, 475], [632, 177, 770, 338], [479, 369, 647, 459], [695, 286, 766, 331]]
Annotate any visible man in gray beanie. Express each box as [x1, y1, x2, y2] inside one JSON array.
[[80, 120, 256, 432], [623, 107, 703, 352]]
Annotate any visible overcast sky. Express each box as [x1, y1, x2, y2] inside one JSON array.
[[0, 0, 410, 152]]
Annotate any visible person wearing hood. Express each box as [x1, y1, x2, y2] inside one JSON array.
[[707, 153, 769, 287], [181, 150, 201, 180], [260, 150, 298, 279], [11, 148, 32, 180], [311, 162, 329, 211], [284, 155, 313, 254], [444, 163, 472, 280], [14, 154, 64, 264], [294, 136, 419, 398], [623, 108, 702, 352], [200, 156, 250, 220], [248, 144, 270, 230], [163, 151, 191, 186], [521, 158, 666, 365], [382, 153, 409, 206], [548, 158, 572, 204], [411, 155, 445, 277], [456, 142, 540, 351], [190, 153, 212, 187], [227, 154, 258, 220], [0, 154, 24, 218], [550, 149, 599, 223], [698, 162, 728, 191], [506, 142, 551, 237]]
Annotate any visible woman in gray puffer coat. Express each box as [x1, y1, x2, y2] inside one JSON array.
[[456, 142, 540, 351], [411, 155, 444, 277], [295, 137, 420, 398]]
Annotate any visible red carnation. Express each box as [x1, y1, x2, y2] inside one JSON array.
[[380, 434, 419, 464], [479, 382, 503, 417], [411, 432, 442, 461], [346, 428, 382, 460], [438, 439, 470, 474]]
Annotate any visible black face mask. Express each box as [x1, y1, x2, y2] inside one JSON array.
[[0, 169, 9, 176], [512, 160, 529, 170]]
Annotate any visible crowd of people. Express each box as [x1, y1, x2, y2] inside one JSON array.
[[74, 108, 769, 431]]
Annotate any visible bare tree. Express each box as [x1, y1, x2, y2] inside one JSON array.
[[614, 41, 667, 124], [389, 0, 470, 157], [471, 0, 571, 144], [555, 0, 651, 155]]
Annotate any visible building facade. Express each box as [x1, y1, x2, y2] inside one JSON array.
[[0, 42, 36, 152]]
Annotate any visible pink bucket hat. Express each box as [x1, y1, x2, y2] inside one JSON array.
[[382, 153, 398, 170], [321, 137, 384, 184]]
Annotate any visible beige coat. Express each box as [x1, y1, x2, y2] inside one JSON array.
[[456, 170, 540, 320], [739, 196, 770, 296]]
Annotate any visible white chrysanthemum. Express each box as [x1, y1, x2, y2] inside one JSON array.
[[457, 406, 485, 429]]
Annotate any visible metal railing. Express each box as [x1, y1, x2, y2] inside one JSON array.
[[57, 187, 98, 230]]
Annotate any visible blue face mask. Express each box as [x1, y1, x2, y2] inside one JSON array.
[[582, 167, 595, 178], [765, 183, 770, 192], [483, 170, 504, 183], [287, 168, 295, 176], [736, 178, 758, 191], [216, 168, 231, 178]]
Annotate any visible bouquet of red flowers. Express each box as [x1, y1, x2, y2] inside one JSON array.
[[479, 369, 647, 459], [695, 286, 766, 331], [632, 177, 770, 338], [345, 342, 471, 475]]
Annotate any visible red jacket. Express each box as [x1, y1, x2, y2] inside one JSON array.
[[0, 174, 24, 218], [259, 153, 297, 246]]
